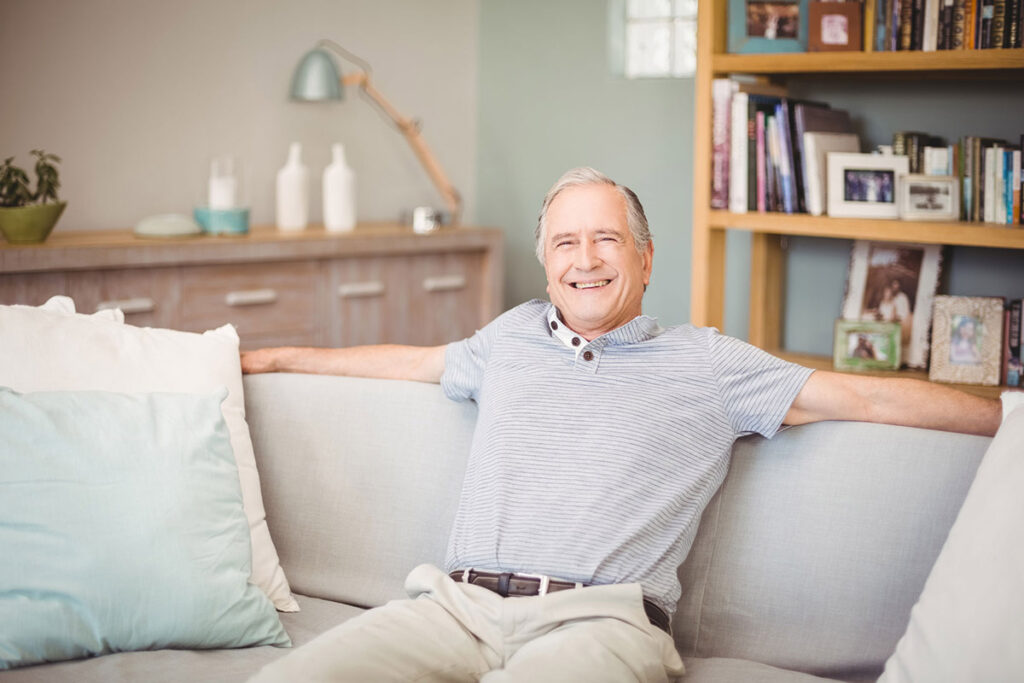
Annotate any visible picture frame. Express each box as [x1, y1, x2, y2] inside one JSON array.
[[833, 320, 901, 371], [928, 296, 1005, 386], [841, 240, 943, 369], [728, 0, 810, 54], [808, 1, 863, 52], [827, 153, 910, 218], [900, 174, 960, 221]]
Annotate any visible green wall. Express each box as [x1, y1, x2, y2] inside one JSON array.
[[478, 1, 1024, 354], [477, 0, 694, 329]]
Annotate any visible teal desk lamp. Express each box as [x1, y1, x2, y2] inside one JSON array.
[[290, 39, 462, 226]]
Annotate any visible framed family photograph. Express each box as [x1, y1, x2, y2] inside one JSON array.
[[833, 320, 901, 371], [929, 296, 1005, 386], [728, 0, 810, 53], [841, 240, 943, 369], [900, 174, 960, 221], [826, 153, 909, 219]]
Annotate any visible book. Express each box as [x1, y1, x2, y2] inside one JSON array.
[[992, 0, 1007, 47], [729, 92, 750, 214], [924, 0, 940, 49], [794, 104, 853, 211], [1007, 299, 1022, 387], [756, 111, 767, 212], [803, 132, 861, 216], [746, 94, 784, 212], [979, 0, 995, 47]]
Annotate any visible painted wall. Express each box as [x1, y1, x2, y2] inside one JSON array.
[[0, 0, 478, 231], [476, 0, 693, 328]]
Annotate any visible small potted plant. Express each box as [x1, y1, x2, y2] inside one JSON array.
[[0, 150, 66, 244]]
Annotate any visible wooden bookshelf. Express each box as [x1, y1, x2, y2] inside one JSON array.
[[690, 3, 1024, 390]]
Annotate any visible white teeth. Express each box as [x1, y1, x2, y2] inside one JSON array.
[[574, 280, 609, 289]]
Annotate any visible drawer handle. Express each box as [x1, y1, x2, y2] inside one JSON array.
[[337, 281, 385, 298], [96, 297, 155, 315], [225, 289, 278, 307], [423, 275, 466, 292]]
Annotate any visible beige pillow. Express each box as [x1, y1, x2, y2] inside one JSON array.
[[879, 396, 1024, 682], [0, 299, 298, 612]]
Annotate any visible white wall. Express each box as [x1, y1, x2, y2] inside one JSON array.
[[0, 0, 478, 231]]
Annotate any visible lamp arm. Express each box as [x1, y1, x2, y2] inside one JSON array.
[[342, 71, 462, 226]]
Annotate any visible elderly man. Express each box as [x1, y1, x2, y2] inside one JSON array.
[[242, 167, 999, 683]]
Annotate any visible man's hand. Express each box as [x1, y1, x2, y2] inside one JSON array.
[[784, 370, 1001, 436], [238, 344, 446, 384]]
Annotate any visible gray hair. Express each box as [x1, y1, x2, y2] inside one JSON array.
[[534, 167, 651, 263]]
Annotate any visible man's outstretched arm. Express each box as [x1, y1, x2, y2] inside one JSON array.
[[240, 344, 447, 384], [784, 370, 1002, 437]]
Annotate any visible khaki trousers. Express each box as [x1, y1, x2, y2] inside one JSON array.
[[249, 564, 685, 683]]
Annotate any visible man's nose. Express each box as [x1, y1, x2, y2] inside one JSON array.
[[576, 240, 600, 270]]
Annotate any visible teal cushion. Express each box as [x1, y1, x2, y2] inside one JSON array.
[[0, 386, 290, 670]]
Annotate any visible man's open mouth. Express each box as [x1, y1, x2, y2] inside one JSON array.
[[572, 280, 610, 289]]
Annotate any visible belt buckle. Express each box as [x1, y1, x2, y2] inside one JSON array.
[[513, 572, 551, 596]]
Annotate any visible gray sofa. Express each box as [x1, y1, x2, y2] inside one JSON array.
[[3, 373, 991, 682]]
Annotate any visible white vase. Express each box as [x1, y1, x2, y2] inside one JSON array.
[[323, 143, 356, 233], [276, 143, 309, 231]]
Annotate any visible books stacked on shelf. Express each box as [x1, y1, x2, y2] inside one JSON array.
[[1006, 298, 1023, 386], [872, 0, 1024, 51], [891, 130, 1022, 223], [712, 77, 858, 215]]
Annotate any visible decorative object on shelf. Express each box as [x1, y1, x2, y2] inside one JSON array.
[[900, 174, 960, 221], [275, 143, 309, 232], [802, 132, 860, 216], [929, 296, 1005, 386], [728, 0, 809, 54], [412, 206, 440, 235], [827, 152, 909, 219], [134, 213, 202, 239], [323, 143, 356, 233], [192, 154, 250, 236], [833, 319, 902, 371], [842, 240, 943, 370], [193, 207, 250, 236], [290, 39, 462, 226], [0, 150, 65, 244], [808, 1, 862, 52]]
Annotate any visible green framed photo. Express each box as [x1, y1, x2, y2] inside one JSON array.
[[729, 0, 810, 54], [833, 320, 901, 372]]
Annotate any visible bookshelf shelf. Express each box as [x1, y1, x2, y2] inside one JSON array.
[[712, 48, 1024, 76], [690, 3, 1023, 390], [708, 211, 1024, 250]]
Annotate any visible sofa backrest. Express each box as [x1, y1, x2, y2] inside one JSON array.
[[673, 421, 990, 682], [244, 374, 991, 680]]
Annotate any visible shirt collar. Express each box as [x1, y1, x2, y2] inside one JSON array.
[[545, 304, 662, 350]]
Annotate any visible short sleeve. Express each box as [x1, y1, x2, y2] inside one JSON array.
[[704, 329, 814, 437], [441, 317, 501, 403]]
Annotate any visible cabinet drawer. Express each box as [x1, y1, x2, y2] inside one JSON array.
[[407, 252, 485, 346], [179, 261, 321, 337], [0, 268, 178, 328]]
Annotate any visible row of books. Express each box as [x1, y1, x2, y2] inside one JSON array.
[[1004, 299, 1023, 386], [871, 0, 1024, 51], [711, 77, 857, 215], [892, 131, 1023, 223]]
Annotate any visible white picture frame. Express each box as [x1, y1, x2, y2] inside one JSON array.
[[803, 132, 860, 216], [900, 174, 960, 221], [841, 240, 943, 369], [827, 152, 910, 219]]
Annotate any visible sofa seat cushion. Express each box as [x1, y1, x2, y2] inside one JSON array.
[[682, 657, 845, 682], [0, 595, 364, 683]]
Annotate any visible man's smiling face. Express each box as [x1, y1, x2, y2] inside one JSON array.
[[543, 183, 653, 341]]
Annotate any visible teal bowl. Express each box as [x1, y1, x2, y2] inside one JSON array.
[[194, 207, 250, 235]]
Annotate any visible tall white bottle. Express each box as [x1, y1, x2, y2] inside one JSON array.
[[276, 142, 309, 231], [323, 143, 357, 233]]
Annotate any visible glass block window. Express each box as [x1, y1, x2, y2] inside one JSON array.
[[623, 0, 697, 78]]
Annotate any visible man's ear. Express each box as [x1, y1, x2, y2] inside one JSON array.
[[642, 241, 654, 286]]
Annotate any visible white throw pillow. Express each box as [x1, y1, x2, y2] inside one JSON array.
[[0, 299, 298, 612], [879, 396, 1024, 682]]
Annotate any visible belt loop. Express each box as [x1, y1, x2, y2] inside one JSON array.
[[461, 568, 472, 584], [497, 572, 512, 597], [537, 575, 550, 596]]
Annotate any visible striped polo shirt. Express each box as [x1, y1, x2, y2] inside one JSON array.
[[441, 299, 813, 615]]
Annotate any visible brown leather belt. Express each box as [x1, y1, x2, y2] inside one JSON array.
[[449, 569, 671, 635]]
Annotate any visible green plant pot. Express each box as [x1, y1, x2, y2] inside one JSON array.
[[0, 201, 67, 244]]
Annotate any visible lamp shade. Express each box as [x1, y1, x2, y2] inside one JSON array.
[[289, 48, 343, 101]]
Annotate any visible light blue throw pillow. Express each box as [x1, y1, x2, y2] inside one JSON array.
[[0, 386, 290, 670]]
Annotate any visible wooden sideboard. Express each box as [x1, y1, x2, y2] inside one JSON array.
[[0, 224, 504, 350]]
